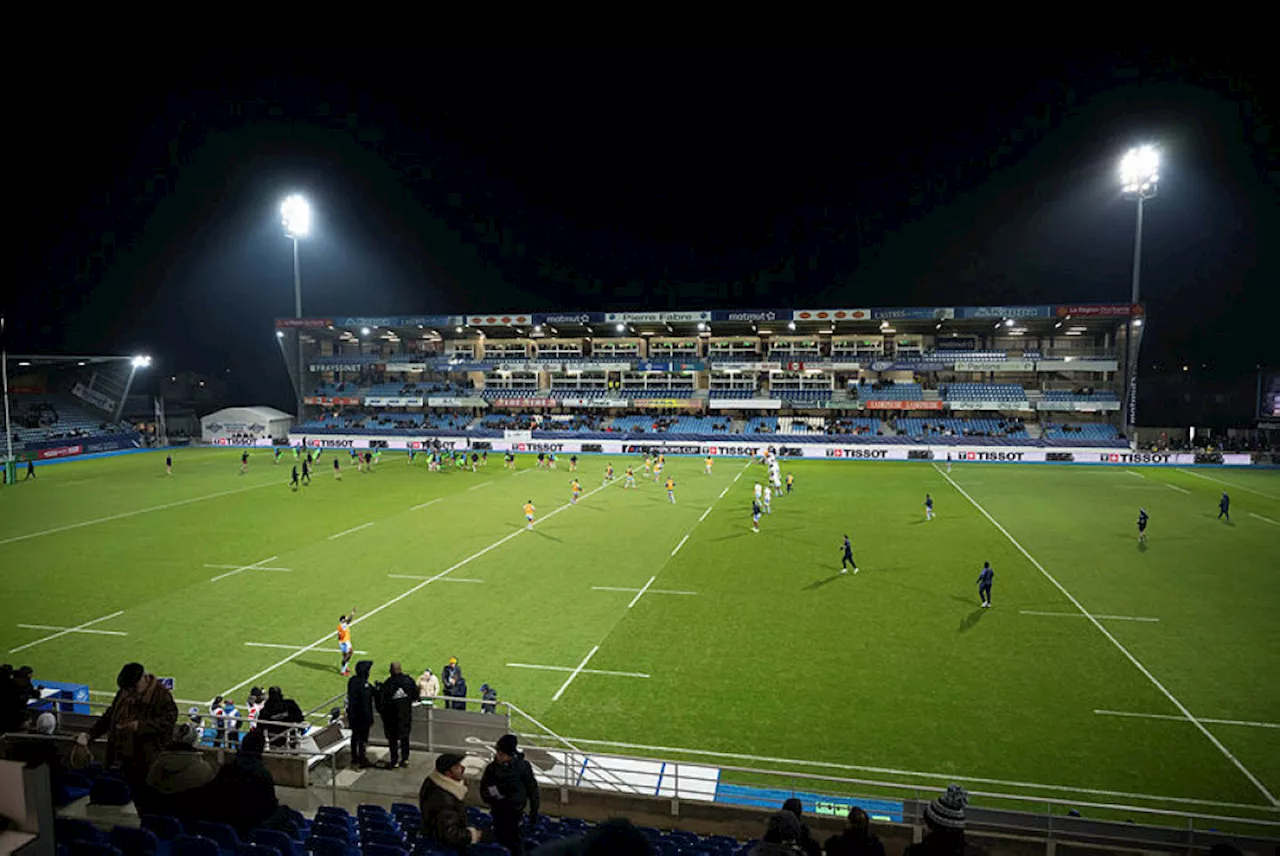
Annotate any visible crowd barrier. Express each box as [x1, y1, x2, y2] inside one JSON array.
[[289, 433, 1256, 467]]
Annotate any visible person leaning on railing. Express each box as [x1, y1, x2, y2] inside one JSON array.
[[75, 663, 177, 795]]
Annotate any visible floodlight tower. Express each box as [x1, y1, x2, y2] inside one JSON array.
[[282, 195, 311, 420], [114, 355, 152, 423], [1, 316, 13, 481], [1119, 146, 1159, 436]]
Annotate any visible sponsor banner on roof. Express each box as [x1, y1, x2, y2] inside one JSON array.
[[872, 307, 956, 321], [492, 397, 556, 408], [934, 337, 978, 351], [1054, 304, 1143, 318], [710, 398, 782, 410], [504, 430, 533, 442], [364, 396, 425, 407], [334, 315, 457, 328], [385, 362, 426, 373], [956, 306, 1054, 319], [557, 397, 629, 408], [953, 360, 1035, 372], [467, 313, 533, 327], [710, 309, 794, 322], [532, 312, 606, 325], [276, 317, 333, 329], [864, 400, 945, 410], [793, 308, 872, 323], [309, 362, 374, 373], [604, 311, 712, 323]]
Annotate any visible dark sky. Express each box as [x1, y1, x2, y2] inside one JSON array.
[[7, 48, 1277, 413]]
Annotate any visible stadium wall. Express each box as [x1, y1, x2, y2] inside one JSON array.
[[287, 433, 1253, 466]]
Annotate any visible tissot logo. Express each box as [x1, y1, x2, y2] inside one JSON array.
[[964, 451, 1024, 461], [516, 442, 564, 452], [1103, 452, 1170, 465], [825, 448, 889, 459], [324, 439, 356, 448]]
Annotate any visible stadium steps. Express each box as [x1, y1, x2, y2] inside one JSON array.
[[922, 389, 942, 401]]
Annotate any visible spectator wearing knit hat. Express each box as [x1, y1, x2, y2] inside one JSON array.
[[904, 785, 986, 856], [77, 662, 177, 795]]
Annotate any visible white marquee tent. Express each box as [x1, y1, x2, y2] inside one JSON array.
[[200, 406, 294, 444]]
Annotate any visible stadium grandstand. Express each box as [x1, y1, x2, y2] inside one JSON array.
[[278, 304, 1142, 452]]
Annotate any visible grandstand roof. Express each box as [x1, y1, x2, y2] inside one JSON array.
[[276, 304, 1143, 343], [6, 354, 134, 367]]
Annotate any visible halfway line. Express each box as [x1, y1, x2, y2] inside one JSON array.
[[934, 465, 1278, 806], [627, 577, 657, 609], [671, 535, 690, 557], [552, 645, 600, 701], [221, 477, 621, 697], [387, 574, 484, 583], [10, 611, 125, 654], [328, 522, 374, 540], [1094, 709, 1280, 729], [0, 481, 277, 547]]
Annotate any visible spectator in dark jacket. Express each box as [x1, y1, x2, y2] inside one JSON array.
[[450, 674, 468, 711], [206, 728, 285, 834], [377, 662, 420, 768], [77, 663, 177, 795], [346, 660, 375, 768], [825, 807, 886, 856], [903, 785, 985, 856], [144, 721, 216, 822], [481, 734, 541, 855], [419, 752, 480, 852], [257, 686, 304, 749], [529, 817, 652, 854], [781, 797, 822, 856], [750, 811, 805, 854]]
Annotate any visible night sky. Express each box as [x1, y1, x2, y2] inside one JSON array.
[[7, 49, 1276, 417]]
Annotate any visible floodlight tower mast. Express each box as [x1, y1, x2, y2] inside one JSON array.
[[2, 316, 13, 481], [282, 195, 311, 422], [1119, 146, 1159, 438]]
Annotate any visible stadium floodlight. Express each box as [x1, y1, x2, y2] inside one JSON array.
[[361, 327, 371, 336], [1119, 145, 1160, 436], [281, 194, 311, 239], [615, 323, 625, 332], [131, 355, 152, 368], [787, 321, 796, 331], [276, 330, 285, 339]]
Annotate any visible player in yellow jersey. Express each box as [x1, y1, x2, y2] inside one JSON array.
[[523, 500, 536, 530], [704, 455, 713, 475], [642, 455, 652, 475], [653, 458, 664, 482], [624, 466, 636, 489], [337, 608, 357, 676], [665, 476, 676, 503], [570, 479, 582, 504], [604, 464, 614, 484]]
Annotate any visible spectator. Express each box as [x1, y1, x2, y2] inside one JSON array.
[[481, 734, 540, 855], [480, 683, 498, 714], [0, 664, 28, 734], [77, 662, 177, 795], [750, 810, 805, 854], [144, 721, 216, 820], [825, 807, 886, 856], [419, 752, 480, 852], [451, 673, 469, 711], [780, 798, 821, 856], [206, 727, 294, 834], [903, 785, 985, 856], [418, 668, 440, 706], [442, 657, 461, 689], [529, 817, 652, 854], [347, 661, 375, 768], [258, 686, 304, 749], [377, 662, 420, 768]]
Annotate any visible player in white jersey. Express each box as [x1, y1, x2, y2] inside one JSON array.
[[754, 481, 763, 501], [763, 485, 772, 514]]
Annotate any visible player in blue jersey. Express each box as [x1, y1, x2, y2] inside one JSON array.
[[977, 562, 993, 608], [1137, 508, 1148, 544], [1218, 492, 1230, 522], [924, 493, 935, 521], [751, 498, 762, 532], [840, 535, 858, 574]]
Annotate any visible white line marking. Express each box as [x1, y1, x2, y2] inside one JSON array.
[[0, 482, 277, 547], [1249, 512, 1279, 526], [1177, 468, 1280, 501], [627, 577, 657, 609], [328, 522, 374, 540], [386, 574, 483, 583], [934, 464, 1278, 806], [468, 481, 493, 491], [671, 535, 690, 557], [1020, 610, 1160, 623], [552, 645, 600, 701], [1165, 484, 1191, 495], [411, 498, 442, 511], [506, 663, 650, 678], [733, 471, 743, 483], [221, 477, 621, 696], [718, 487, 729, 499], [545, 734, 1277, 813], [515, 468, 533, 476], [1094, 710, 1280, 729], [9, 611, 125, 654], [1125, 470, 1146, 479], [591, 586, 697, 596], [16, 624, 128, 637], [244, 641, 370, 654], [698, 506, 712, 523], [204, 564, 292, 571], [210, 556, 281, 582]]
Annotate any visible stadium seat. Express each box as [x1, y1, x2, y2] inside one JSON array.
[[110, 826, 163, 856], [142, 816, 186, 842], [304, 835, 350, 856], [68, 843, 121, 856], [236, 845, 281, 856], [57, 818, 106, 846], [253, 828, 305, 856], [171, 836, 220, 856], [194, 822, 244, 852]]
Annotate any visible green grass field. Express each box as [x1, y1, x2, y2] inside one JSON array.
[[3, 448, 1278, 824]]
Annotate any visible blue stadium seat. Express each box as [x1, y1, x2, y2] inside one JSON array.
[[141, 816, 185, 842], [171, 836, 219, 856], [110, 826, 163, 856], [253, 828, 305, 856], [57, 818, 106, 846]]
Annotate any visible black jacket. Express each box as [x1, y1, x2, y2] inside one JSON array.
[[347, 661, 375, 726], [480, 751, 540, 816], [825, 829, 887, 856], [419, 770, 472, 852], [205, 750, 278, 833], [378, 672, 420, 722], [258, 696, 304, 747]]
